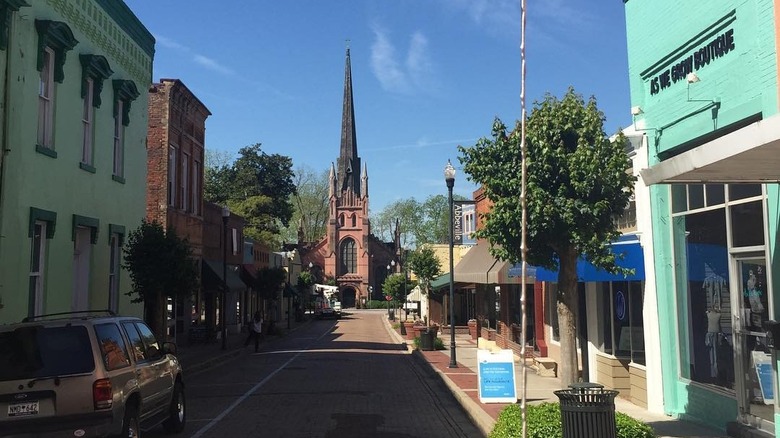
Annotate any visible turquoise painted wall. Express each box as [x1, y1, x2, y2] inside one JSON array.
[[625, 0, 779, 432], [0, 0, 153, 323], [626, 0, 778, 162]]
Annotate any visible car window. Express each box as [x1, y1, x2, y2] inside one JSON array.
[[135, 323, 162, 360], [122, 322, 147, 362], [0, 325, 94, 381], [94, 323, 130, 371]]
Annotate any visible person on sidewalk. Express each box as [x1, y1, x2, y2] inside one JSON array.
[[244, 311, 264, 352]]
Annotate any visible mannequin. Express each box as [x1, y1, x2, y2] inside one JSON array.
[[705, 304, 722, 379]]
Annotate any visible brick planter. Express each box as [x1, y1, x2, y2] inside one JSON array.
[[468, 320, 478, 340], [404, 322, 416, 340]]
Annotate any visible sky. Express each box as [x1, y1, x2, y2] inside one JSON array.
[[124, 1, 631, 214]]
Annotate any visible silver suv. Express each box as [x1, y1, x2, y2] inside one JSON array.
[[0, 311, 185, 437]]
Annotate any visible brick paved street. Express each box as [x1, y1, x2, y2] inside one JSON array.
[[145, 310, 482, 438]]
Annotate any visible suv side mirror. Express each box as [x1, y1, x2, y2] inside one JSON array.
[[161, 341, 178, 356], [765, 320, 780, 349]]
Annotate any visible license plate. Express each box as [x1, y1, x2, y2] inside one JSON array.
[[8, 401, 39, 417]]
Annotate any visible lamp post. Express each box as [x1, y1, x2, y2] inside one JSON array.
[[285, 250, 296, 329], [445, 159, 457, 368], [399, 260, 407, 336], [221, 206, 230, 351], [308, 262, 313, 316], [386, 260, 396, 320]]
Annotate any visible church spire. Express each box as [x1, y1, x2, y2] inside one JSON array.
[[360, 163, 368, 197], [336, 46, 361, 197]]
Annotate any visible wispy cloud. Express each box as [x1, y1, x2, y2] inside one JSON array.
[[193, 54, 234, 75], [370, 25, 437, 95], [153, 33, 234, 77], [445, 0, 520, 38], [366, 137, 478, 152]]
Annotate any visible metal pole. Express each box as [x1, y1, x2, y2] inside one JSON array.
[[221, 215, 228, 350], [520, 2, 528, 436], [287, 256, 291, 329], [447, 173, 457, 368], [400, 263, 407, 335]]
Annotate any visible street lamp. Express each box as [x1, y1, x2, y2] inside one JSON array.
[[308, 262, 313, 316], [386, 260, 396, 320], [285, 250, 296, 329], [221, 206, 230, 351], [445, 159, 457, 368], [399, 259, 407, 336]]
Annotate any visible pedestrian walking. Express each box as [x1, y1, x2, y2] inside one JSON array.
[[244, 311, 264, 352]]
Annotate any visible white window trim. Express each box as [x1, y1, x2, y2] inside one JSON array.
[[29, 220, 48, 316], [113, 100, 124, 177], [81, 77, 94, 165], [108, 233, 120, 313], [38, 47, 55, 148]]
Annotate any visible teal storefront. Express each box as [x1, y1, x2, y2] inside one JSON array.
[[625, 0, 780, 435]]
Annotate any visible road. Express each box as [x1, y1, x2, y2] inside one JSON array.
[[146, 310, 482, 438]]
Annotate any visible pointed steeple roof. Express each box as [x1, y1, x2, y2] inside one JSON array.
[[337, 47, 361, 197]]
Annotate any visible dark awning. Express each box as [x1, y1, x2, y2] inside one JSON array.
[[535, 234, 645, 282], [202, 259, 246, 291], [453, 241, 532, 284]]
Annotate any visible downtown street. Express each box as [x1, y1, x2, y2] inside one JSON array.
[[146, 310, 482, 438]]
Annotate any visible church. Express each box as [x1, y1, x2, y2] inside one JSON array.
[[298, 48, 400, 308]]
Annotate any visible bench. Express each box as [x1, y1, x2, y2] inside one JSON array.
[[533, 357, 558, 377]]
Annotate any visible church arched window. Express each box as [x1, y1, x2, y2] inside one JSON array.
[[339, 214, 345, 227], [351, 214, 356, 227], [339, 238, 357, 275]]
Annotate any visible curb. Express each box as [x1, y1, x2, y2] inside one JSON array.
[[409, 349, 495, 437]]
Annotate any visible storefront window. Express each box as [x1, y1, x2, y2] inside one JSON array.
[[597, 281, 645, 365], [730, 200, 764, 247], [547, 283, 559, 342]]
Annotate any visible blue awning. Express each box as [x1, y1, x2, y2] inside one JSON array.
[[535, 235, 645, 282]]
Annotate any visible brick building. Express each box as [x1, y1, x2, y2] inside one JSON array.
[[146, 78, 210, 341]]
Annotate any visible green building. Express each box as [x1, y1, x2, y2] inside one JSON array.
[[0, 0, 153, 324], [626, 0, 780, 435]]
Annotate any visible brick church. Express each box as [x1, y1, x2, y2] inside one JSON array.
[[299, 48, 399, 308]]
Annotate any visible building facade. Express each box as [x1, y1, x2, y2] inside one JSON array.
[[626, 0, 780, 435], [0, 0, 153, 323], [299, 48, 397, 307], [146, 78, 210, 341]]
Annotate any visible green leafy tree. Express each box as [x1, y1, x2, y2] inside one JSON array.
[[407, 247, 442, 297], [254, 267, 287, 301], [459, 88, 635, 387], [204, 144, 296, 248], [381, 273, 407, 303], [123, 220, 199, 341], [371, 194, 469, 247]]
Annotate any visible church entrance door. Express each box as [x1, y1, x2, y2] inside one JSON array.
[[342, 287, 356, 308]]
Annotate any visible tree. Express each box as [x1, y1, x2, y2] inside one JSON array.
[[123, 220, 199, 341], [459, 88, 635, 387], [407, 247, 442, 297], [370, 194, 468, 247], [254, 267, 287, 301], [381, 273, 408, 303], [203, 144, 296, 248], [279, 165, 330, 244]]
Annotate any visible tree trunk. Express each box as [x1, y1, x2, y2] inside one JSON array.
[[144, 290, 168, 342], [557, 248, 580, 388]]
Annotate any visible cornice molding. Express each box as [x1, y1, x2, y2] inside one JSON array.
[[34, 19, 78, 83], [80, 54, 113, 108]]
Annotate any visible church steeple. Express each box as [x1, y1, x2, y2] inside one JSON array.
[[337, 47, 361, 197]]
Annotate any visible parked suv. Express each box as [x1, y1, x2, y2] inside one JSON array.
[[0, 311, 185, 437]]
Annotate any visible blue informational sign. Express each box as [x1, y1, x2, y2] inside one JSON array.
[[615, 290, 626, 321], [477, 349, 517, 403], [752, 351, 774, 405]]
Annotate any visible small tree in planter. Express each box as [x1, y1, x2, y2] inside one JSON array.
[[407, 246, 442, 327]]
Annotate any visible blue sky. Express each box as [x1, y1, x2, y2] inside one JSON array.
[[124, 1, 631, 214]]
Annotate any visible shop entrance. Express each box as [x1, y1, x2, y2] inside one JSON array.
[[732, 256, 774, 431]]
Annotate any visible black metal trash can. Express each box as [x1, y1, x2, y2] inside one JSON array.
[[554, 383, 619, 438], [419, 329, 436, 351]]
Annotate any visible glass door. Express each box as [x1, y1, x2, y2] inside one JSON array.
[[732, 257, 773, 429]]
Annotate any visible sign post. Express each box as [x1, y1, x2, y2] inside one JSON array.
[[477, 349, 517, 403]]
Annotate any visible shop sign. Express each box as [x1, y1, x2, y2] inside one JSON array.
[[649, 29, 735, 96]]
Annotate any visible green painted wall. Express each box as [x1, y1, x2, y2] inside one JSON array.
[[0, 0, 153, 323], [626, 0, 779, 432]]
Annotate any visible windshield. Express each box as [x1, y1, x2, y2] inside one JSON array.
[[0, 325, 95, 381]]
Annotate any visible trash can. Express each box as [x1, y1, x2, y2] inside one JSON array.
[[554, 382, 619, 438], [419, 328, 436, 351], [388, 309, 395, 320]]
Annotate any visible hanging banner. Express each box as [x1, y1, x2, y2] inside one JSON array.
[[477, 349, 517, 403]]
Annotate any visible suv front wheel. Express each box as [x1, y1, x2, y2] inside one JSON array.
[[162, 381, 186, 434]]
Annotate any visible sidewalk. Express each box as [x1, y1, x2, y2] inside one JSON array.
[[389, 324, 729, 438]]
